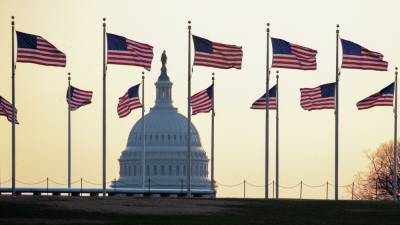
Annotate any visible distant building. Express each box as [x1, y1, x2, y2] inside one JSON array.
[[112, 51, 213, 197]]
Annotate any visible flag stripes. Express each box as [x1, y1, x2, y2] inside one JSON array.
[[107, 33, 154, 71], [118, 98, 142, 118], [300, 83, 336, 111], [271, 38, 317, 70], [250, 95, 276, 110], [191, 85, 213, 115], [357, 83, 394, 110], [251, 85, 277, 110], [67, 86, 93, 111], [16, 31, 66, 67], [0, 96, 18, 124], [357, 94, 393, 110], [192, 35, 243, 69], [118, 84, 142, 118], [341, 39, 388, 71]]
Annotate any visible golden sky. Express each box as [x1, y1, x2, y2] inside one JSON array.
[[0, 0, 399, 199]]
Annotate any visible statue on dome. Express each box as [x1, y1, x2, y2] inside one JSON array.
[[161, 50, 167, 67]]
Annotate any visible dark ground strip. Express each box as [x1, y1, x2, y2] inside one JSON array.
[[0, 197, 399, 225]]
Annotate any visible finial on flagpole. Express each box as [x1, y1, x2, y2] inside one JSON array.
[[267, 23, 270, 32], [276, 70, 279, 79], [212, 72, 215, 81], [396, 67, 398, 74], [68, 72, 71, 81], [336, 24, 340, 32], [103, 17, 106, 26], [142, 71, 145, 79], [11, 16, 14, 25], [188, 20, 191, 29]]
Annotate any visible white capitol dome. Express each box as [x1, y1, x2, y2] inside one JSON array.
[[113, 51, 212, 194]]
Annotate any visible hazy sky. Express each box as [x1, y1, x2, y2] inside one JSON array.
[[1, 0, 399, 199]]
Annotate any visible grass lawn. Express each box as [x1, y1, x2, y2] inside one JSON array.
[[0, 196, 399, 225]]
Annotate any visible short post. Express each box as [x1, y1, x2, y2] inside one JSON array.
[[243, 179, 246, 199], [351, 182, 354, 200], [393, 67, 398, 201], [80, 177, 82, 197], [300, 180, 303, 199], [326, 181, 329, 200], [114, 178, 117, 193], [46, 177, 49, 196], [181, 179, 184, 193], [272, 180, 275, 198], [148, 177, 151, 193]]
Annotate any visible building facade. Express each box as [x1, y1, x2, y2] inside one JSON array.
[[113, 51, 213, 196]]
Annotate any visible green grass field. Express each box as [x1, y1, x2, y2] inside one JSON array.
[[0, 196, 399, 225]]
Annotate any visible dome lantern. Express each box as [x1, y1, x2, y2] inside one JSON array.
[[153, 50, 174, 110]]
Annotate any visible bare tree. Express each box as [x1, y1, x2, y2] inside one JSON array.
[[351, 141, 400, 200]]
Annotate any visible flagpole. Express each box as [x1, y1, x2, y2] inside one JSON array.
[[11, 15, 16, 197], [211, 72, 215, 194], [187, 20, 192, 198], [68, 72, 71, 191], [393, 67, 398, 201], [275, 70, 279, 199], [102, 17, 107, 197], [141, 71, 146, 190], [265, 22, 270, 199], [335, 24, 340, 201]]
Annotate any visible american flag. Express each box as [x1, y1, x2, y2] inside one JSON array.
[[107, 33, 154, 71], [271, 38, 317, 70], [191, 84, 213, 115], [192, 35, 242, 69], [356, 83, 394, 110], [16, 31, 66, 67], [118, 84, 142, 118], [300, 83, 336, 111], [341, 39, 388, 71], [67, 86, 93, 111], [0, 96, 18, 124], [250, 85, 277, 110]]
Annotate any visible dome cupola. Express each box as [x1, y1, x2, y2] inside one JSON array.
[[153, 50, 174, 110]]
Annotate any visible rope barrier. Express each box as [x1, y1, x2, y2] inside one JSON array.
[[216, 181, 243, 188], [0, 178, 11, 185], [82, 179, 102, 186], [302, 182, 327, 188], [13, 178, 83, 186], [48, 179, 68, 186], [70, 179, 81, 185], [48, 179, 82, 186], [245, 181, 265, 188], [328, 182, 352, 188], [82, 179, 114, 186], [0, 177, 356, 200], [2, 178, 355, 189], [279, 182, 301, 189], [16, 179, 47, 185]]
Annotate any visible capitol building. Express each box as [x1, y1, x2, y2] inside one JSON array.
[[112, 52, 214, 197]]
